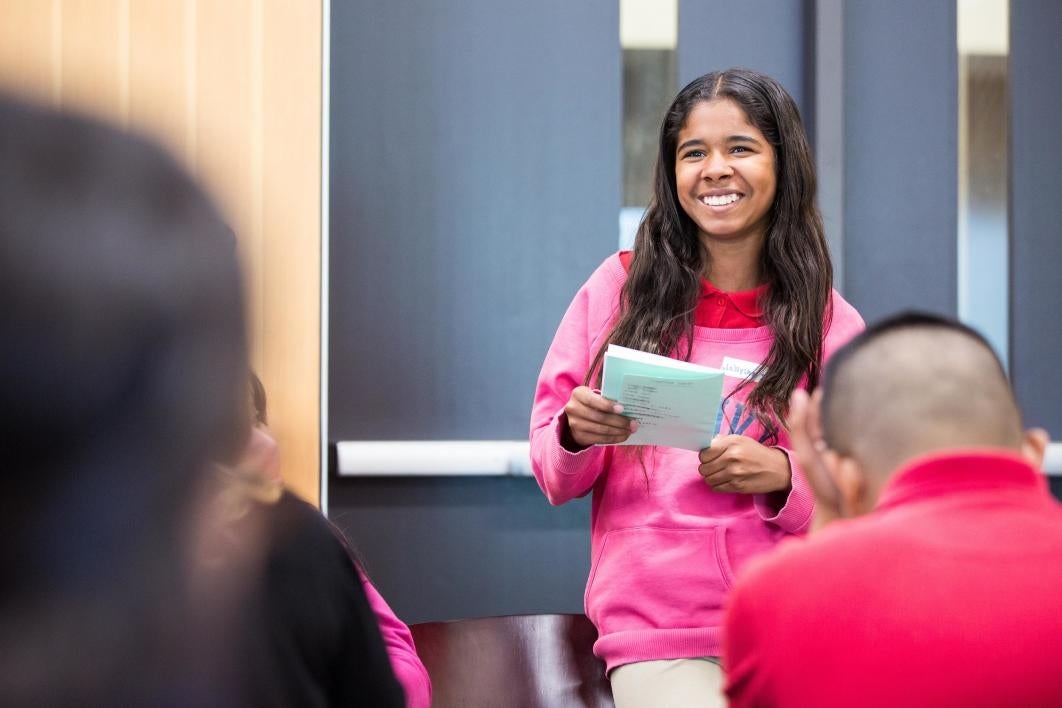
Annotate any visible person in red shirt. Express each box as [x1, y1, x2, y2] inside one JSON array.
[[723, 311, 1061, 708]]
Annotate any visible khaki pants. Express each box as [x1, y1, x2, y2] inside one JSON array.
[[610, 658, 725, 708]]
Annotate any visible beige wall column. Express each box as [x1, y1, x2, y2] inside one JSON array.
[[0, 0, 323, 505]]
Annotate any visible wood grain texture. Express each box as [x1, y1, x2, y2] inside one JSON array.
[[410, 614, 614, 708], [259, 0, 322, 506], [127, 0, 191, 163], [58, 0, 125, 118], [0, 0, 323, 505], [0, 0, 58, 104]]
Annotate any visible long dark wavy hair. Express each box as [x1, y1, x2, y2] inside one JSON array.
[[587, 68, 833, 440]]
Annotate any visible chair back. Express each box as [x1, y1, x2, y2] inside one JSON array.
[[410, 613, 613, 708]]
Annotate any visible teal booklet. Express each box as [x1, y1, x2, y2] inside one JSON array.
[[601, 344, 724, 451]]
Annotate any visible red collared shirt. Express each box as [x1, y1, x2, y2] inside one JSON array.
[[619, 250, 767, 328], [724, 450, 1062, 708]]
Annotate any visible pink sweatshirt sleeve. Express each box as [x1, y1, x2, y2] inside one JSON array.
[[359, 571, 431, 708], [753, 448, 816, 533], [529, 259, 621, 505], [752, 293, 865, 533]]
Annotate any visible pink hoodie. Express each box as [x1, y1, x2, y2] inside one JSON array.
[[359, 570, 432, 708], [529, 253, 864, 672]]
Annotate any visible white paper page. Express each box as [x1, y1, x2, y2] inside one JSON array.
[[612, 373, 718, 451]]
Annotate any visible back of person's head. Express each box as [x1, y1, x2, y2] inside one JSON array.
[[818, 311, 1047, 507], [0, 95, 248, 705]]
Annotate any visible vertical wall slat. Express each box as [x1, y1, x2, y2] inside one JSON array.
[[678, 0, 807, 114], [127, 0, 191, 163], [57, 0, 124, 118], [0, 0, 55, 104], [260, 0, 322, 504], [1010, 0, 1062, 435], [195, 0, 255, 278], [842, 0, 958, 322]]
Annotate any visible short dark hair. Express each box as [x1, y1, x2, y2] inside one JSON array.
[[819, 310, 1019, 469], [250, 370, 268, 425], [822, 311, 1006, 401]]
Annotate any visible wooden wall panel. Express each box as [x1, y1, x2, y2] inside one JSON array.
[[260, 0, 322, 503], [0, 0, 57, 104], [58, 0, 126, 119], [127, 0, 191, 162], [195, 0, 259, 347], [0, 0, 322, 505]]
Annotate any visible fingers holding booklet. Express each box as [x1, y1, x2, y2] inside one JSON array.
[[561, 385, 639, 451], [599, 345, 725, 452]]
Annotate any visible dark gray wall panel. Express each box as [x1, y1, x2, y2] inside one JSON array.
[[328, 1, 619, 621], [329, 0, 620, 442], [330, 476, 591, 623], [1010, 0, 1062, 433], [811, 0, 845, 288], [1050, 477, 1062, 503], [677, 0, 807, 115], [843, 0, 958, 322]]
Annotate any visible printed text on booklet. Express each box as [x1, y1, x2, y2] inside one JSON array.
[[601, 345, 724, 451]]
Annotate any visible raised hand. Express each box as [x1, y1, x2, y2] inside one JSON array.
[[787, 388, 842, 531]]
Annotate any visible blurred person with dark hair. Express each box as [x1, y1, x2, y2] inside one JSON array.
[[723, 312, 1062, 707], [0, 96, 401, 707], [0, 94, 248, 706], [215, 373, 427, 708]]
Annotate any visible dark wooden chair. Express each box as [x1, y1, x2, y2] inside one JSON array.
[[410, 613, 614, 708]]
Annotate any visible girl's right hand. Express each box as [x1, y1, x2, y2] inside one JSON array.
[[561, 386, 638, 450]]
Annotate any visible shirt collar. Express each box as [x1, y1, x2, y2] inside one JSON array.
[[874, 448, 1046, 513], [700, 279, 768, 319]]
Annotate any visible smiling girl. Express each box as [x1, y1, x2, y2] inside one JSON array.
[[529, 69, 864, 707]]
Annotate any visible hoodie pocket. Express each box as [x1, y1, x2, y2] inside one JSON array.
[[584, 525, 736, 637]]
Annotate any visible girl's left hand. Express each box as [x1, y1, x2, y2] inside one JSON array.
[[697, 435, 791, 494]]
